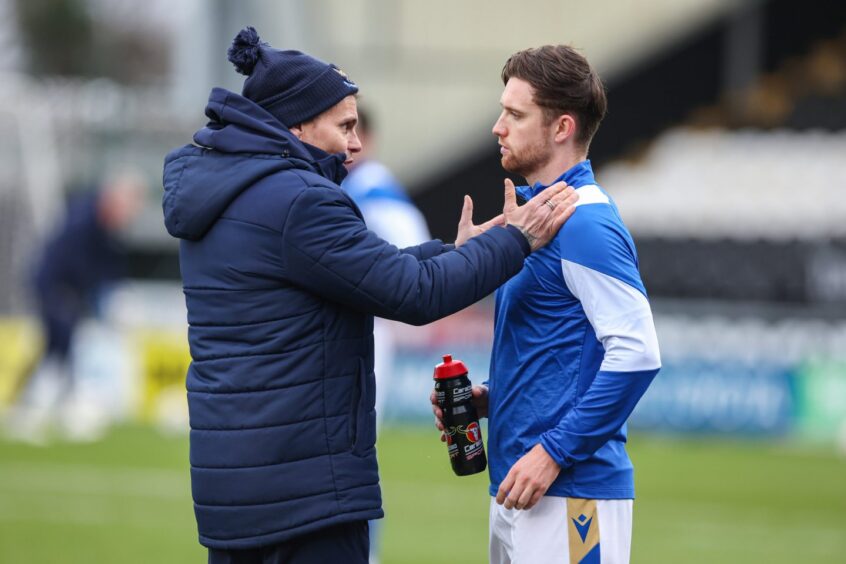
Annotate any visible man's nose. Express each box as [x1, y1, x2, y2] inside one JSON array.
[[349, 131, 362, 153], [492, 116, 506, 137]]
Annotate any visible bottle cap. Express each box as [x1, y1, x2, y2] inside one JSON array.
[[433, 354, 469, 380]]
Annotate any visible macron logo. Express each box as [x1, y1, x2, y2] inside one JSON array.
[[572, 513, 593, 543]]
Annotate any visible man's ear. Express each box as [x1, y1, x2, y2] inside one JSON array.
[[289, 123, 304, 139], [553, 114, 577, 144]]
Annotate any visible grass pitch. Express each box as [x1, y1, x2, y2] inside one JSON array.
[[0, 425, 843, 563]]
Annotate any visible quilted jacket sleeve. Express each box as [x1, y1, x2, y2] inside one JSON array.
[[400, 240, 455, 260], [281, 185, 528, 325]]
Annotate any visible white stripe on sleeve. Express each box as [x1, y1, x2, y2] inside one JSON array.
[[573, 184, 609, 207], [561, 259, 661, 372]]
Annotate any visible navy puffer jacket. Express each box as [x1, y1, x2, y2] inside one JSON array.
[[162, 88, 529, 549]]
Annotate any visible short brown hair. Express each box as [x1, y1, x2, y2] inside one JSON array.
[[502, 45, 607, 148]]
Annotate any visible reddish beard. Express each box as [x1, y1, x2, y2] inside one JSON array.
[[501, 138, 552, 179]]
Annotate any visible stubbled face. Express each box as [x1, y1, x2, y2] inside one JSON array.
[[294, 95, 361, 166], [491, 78, 556, 179]]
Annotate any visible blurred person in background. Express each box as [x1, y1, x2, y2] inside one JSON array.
[[4, 170, 145, 444], [341, 106, 431, 251], [162, 26, 578, 564], [432, 45, 661, 564], [341, 106, 430, 564]]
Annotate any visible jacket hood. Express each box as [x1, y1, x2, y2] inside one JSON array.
[[162, 88, 348, 241]]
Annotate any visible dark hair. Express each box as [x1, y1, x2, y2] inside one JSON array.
[[502, 45, 607, 147]]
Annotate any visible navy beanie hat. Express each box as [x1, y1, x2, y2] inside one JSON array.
[[227, 26, 359, 127]]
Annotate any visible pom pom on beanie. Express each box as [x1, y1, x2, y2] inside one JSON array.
[[227, 26, 262, 76]]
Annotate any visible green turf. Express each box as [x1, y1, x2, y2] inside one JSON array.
[[0, 425, 201, 563], [0, 425, 844, 563]]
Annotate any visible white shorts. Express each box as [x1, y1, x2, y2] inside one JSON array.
[[489, 496, 633, 564]]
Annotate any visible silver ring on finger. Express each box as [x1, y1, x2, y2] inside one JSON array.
[[544, 199, 556, 210]]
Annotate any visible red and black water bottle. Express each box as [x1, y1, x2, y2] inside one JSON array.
[[433, 354, 487, 476]]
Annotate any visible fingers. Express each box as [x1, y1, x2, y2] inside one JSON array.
[[531, 181, 567, 206], [458, 195, 473, 227], [503, 480, 524, 510], [560, 187, 579, 207], [497, 445, 559, 510], [546, 188, 577, 215], [549, 201, 577, 232], [515, 483, 535, 510], [430, 391, 442, 416], [503, 179, 517, 214], [430, 390, 445, 431], [502, 476, 545, 511], [479, 213, 505, 231], [431, 404, 444, 430], [434, 412, 444, 433], [538, 185, 578, 236], [471, 385, 489, 417], [549, 186, 577, 207], [504, 179, 516, 202], [496, 469, 517, 506], [526, 490, 545, 511]]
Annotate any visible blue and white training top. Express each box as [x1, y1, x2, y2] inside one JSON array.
[[487, 160, 661, 500], [341, 160, 430, 249]]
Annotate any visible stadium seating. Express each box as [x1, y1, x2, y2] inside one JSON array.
[[602, 128, 846, 241]]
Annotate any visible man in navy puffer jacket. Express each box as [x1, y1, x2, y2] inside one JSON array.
[[162, 27, 578, 563]]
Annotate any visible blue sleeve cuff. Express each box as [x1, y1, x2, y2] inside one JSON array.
[[539, 368, 659, 470], [539, 435, 567, 469]]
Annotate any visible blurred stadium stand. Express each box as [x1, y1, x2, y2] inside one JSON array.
[[401, 0, 846, 442], [415, 0, 846, 311], [415, 0, 846, 240], [1, 0, 845, 441], [2, 6, 844, 562], [605, 21, 846, 308], [604, 129, 846, 305]]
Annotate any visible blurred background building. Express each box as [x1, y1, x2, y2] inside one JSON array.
[[3, 0, 842, 442], [0, 0, 844, 561]]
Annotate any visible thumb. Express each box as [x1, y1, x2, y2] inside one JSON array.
[[503, 179, 517, 214], [459, 194, 474, 226]]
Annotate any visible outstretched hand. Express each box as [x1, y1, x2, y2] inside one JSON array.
[[503, 179, 578, 252], [455, 195, 505, 247]]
